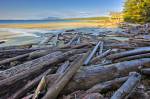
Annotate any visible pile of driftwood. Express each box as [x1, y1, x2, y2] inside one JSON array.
[[0, 28, 150, 99]]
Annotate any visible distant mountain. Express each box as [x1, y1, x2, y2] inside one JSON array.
[[42, 17, 61, 20]]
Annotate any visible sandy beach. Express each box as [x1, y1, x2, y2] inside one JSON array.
[[0, 21, 119, 29]]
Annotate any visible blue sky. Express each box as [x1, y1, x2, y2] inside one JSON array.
[[0, 0, 124, 19]]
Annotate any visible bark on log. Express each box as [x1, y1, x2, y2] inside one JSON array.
[[84, 41, 101, 65], [9, 68, 52, 99], [111, 72, 141, 99], [42, 53, 87, 99], [0, 51, 62, 80], [107, 47, 150, 60]]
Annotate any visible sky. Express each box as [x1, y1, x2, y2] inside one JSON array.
[[0, 0, 124, 20]]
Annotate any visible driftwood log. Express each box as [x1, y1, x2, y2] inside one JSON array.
[[111, 72, 141, 99], [0, 51, 63, 79], [107, 47, 150, 60], [84, 41, 101, 65], [42, 53, 87, 99], [9, 68, 53, 99], [45, 58, 150, 94]]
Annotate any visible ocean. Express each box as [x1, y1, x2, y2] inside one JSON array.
[[0, 19, 81, 46], [0, 19, 80, 24]]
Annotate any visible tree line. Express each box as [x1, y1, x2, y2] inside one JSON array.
[[123, 0, 150, 24]]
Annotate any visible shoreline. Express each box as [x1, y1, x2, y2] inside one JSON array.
[[0, 21, 119, 29]]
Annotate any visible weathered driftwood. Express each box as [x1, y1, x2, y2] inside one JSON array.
[[0, 43, 34, 50], [90, 49, 112, 64], [54, 34, 59, 46], [0, 64, 54, 97], [86, 76, 128, 94], [60, 43, 93, 49], [99, 41, 104, 55], [66, 34, 79, 45], [43, 53, 87, 99], [0, 47, 53, 58], [0, 49, 87, 80], [107, 47, 150, 60], [39, 35, 54, 45], [9, 68, 52, 99], [68, 76, 128, 99], [32, 76, 46, 99], [0, 53, 29, 66], [56, 61, 70, 74], [114, 53, 150, 62], [84, 41, 101, 65], [111, 72, 141, 99], [0, 51, 62, 79], [76, 37, 81, 44], [141, 68, 150, 75], [0, 43, 90, 58], [82, 93, 104, 99], [104, 43, 136, 50], [62, 58, 150, 94]]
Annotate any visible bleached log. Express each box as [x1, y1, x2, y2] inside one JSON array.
[[99, 41, 104, 55], [111, 72, 141, 99], [56, 61, 70, 74], [0, 51, 62, 80], [62, 58, 150, 93], [114, 53, 150, 62], [0, 53, 29, 66], [39, 35, 54, 45], [9, 68, 52, 99], [84, 41, 101, 65], [86, 76, 128, 94], [66, 34, 79, 45], [90, 49, 112, 64], [107, 47, 150, 60], [42, 53, 87, 99]]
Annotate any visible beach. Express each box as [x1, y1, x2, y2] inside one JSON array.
[[0, 20, 120, 46]]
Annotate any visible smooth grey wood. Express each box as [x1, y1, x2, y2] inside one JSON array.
[[84, 41, 101, 65], [111, 72, 141, 99]]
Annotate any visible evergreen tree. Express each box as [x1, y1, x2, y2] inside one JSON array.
[[123, 0, 150, 23]]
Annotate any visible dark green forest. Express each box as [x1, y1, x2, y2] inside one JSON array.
[[123, 0, 150, 23]]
